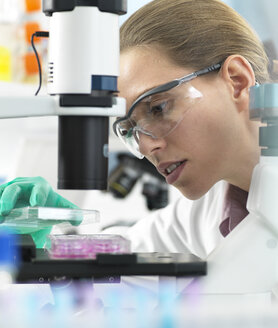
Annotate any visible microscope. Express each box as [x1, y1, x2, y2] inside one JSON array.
[[0, 0, 207, 283], [0, 0, 127, 190], [108, 153, 169, 210]]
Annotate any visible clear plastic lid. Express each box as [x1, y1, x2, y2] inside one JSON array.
[[0, 206, 100, 229], [47, 234, 131, 259]]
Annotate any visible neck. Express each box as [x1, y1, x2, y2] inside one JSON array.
[[227, 159, 258, 192], [226, 122, 261, 192]]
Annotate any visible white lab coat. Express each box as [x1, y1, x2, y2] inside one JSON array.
[[112, 180, 274, 308], [92, 181, 229, 308], [122, 181, 227, 259]]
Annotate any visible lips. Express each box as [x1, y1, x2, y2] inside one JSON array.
[[157, 160, 187, 184], [165, 161, 184, 174]]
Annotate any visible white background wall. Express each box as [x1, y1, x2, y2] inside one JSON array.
[[223, 0, 278, 51]]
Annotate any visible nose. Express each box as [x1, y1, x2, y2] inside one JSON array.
[[137, 132, 167, 156]]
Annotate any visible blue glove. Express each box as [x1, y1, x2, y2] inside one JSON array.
[[0, 176, 79, 248]]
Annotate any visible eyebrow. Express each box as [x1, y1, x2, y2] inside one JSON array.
[[130, 84, 162, 105]]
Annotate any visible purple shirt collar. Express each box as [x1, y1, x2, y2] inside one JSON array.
[[219, 184, 249, 237]]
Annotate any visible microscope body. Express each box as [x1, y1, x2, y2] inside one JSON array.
[[0, 1, 126, 190], [44, 1, 126, 190], [46, 3, 120, 95]]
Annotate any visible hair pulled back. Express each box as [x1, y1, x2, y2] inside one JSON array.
[[120, 0, 269, 83]]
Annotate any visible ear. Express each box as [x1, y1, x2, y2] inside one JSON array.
[[220, 55, 256, 112]]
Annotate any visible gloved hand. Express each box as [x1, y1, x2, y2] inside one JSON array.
[[0, 176, 79, 248]]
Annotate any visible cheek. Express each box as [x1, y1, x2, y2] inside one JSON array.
[[166, 92, 240, 198], [187, 96, 237, 149], [169, 116, 230, 199], [170, 96, 239, 174], [174, 107, 227, 153]]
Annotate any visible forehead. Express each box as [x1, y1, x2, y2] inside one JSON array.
[[119, 47, 192, 108]]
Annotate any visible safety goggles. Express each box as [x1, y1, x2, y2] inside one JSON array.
[[113, 62, 222, 159]]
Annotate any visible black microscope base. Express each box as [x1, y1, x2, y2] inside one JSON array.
[[15, 235, 207, 283]]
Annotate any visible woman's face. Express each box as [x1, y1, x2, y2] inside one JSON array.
[[118, 47, 250, 199]]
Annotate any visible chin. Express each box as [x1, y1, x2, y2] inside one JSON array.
[[176, 183, 212, 200]]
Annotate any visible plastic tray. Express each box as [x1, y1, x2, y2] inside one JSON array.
[[47, 234, 131, 259], [0, 206, 100, 229]]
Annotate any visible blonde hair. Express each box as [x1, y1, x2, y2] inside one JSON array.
[[120, 0, 270, 83]]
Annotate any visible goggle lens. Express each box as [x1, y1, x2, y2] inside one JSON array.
[[115, 84, 203, 158]]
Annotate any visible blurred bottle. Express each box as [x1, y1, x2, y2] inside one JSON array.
[[0, 0, 48, 85], [0, 23, 18, 82], [20, 0, 45, 84]]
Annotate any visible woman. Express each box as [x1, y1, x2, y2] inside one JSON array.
[[0, 0, 270, 254]]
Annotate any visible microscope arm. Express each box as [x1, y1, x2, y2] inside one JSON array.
[[0, 96, 125, 118]]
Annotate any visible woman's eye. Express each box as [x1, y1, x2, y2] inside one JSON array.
[[149, 101, 169, 115], [121, 128, 133, 138]]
